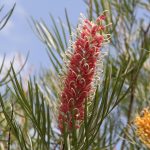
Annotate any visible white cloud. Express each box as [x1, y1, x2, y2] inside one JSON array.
[[0, 52, 34, 91], [0, 52, 25, 72]]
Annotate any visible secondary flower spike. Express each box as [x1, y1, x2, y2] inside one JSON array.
[[58, 12, 110, 131], [134, 108, 150, 148]]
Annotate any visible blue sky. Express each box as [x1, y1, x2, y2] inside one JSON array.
[[0, 0, 86, 73]]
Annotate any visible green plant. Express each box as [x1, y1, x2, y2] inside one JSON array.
[[0, 0, 150, 149]]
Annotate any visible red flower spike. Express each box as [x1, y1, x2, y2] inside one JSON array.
[[58, 13, 110, 132]]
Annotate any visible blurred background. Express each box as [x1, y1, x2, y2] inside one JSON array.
[[0, 0, 86, 73], [0, 1, 150, 149]]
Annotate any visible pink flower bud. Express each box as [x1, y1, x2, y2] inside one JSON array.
[[58, 13, 110, 132]]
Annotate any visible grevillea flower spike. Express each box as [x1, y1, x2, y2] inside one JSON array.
[[58, 11, 111, 131], [134, 108, 150, 148]]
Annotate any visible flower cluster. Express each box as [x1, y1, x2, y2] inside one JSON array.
[[134, 108, 150, 148], [58, 12, 110, 131]]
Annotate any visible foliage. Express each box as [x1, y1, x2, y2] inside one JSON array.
[[0, 0, 150, 150], [0, 4, 15, 31]]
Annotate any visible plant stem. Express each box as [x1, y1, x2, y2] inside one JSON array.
[[8, 104, 14, 150], [121, 74, 135, 150], [89, 0, 93, 21]]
